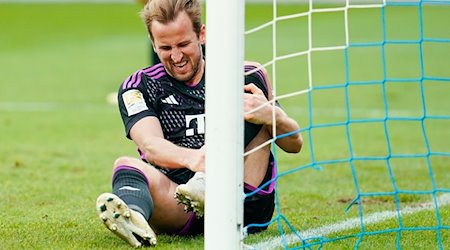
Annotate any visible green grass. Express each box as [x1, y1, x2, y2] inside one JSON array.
[[0, 2, 449, 250]]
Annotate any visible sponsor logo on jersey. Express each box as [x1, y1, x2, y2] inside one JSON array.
[[161, 95, 179, 105], [185, 114, 205, 136], [122, 89, 148, 116]]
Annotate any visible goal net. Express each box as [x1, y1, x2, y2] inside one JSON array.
[[238, 0, 450, 249]]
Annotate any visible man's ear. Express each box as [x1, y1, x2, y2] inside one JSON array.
[[149, 34, 157, 52], [199, 24, 206, 45]]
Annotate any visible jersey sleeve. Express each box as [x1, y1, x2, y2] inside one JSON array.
[[244, 65, 280, 107], [245, 71, 269, 98], [118, 70, 157, 139], [243, 64, 280, 147]]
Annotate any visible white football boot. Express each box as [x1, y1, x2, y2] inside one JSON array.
[[96, 193, 157, 248], [174, 172, 205, 217]]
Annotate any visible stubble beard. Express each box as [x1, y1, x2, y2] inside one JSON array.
[[175, 54, 202, 83]]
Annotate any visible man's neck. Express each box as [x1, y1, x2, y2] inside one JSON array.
[[185, 58, 205, 87]]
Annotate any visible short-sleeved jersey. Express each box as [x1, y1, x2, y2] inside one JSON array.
[[117, 62, 274, 183], [118, 63, 205, 149]]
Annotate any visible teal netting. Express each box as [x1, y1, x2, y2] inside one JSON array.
[[244, 1, 450, 249]]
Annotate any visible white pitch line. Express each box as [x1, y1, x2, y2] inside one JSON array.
[[245, 193, 450, 250], [0, 102, 115, 112]]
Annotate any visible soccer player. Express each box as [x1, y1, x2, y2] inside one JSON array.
[[95, 0, 303, 247]]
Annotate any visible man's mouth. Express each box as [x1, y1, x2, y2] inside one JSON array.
[[174, 61, 187, 69]]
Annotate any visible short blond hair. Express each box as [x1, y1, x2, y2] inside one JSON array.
[[140, 0, 202, 41]]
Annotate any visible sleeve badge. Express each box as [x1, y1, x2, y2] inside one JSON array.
[[122, 89, 148, 116]]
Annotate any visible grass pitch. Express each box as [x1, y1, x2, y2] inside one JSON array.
[[0, 2, 449, 250]]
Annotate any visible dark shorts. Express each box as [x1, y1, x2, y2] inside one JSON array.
[[243, 188, 275, 234], [178, 155, 276, 236], [243, 155, 276, 234], [159, 168, 195, 185], [177, 190, 275, 236]]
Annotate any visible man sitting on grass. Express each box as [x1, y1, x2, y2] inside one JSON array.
[[95, 0, 303, 247]]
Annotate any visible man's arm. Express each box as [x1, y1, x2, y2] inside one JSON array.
[[129, 116, 205, 172], [244, 83, 303, 153]]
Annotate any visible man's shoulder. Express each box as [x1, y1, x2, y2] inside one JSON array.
[[244, 61, 265, 73], [244, 61, 269, 84], [141, 63, 167, 81], [119, 63, 168, 92]]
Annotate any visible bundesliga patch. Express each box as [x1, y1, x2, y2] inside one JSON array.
[[122, 89, 148, 116]]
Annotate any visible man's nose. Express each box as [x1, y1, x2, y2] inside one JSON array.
[[171, 48, 183, 62]]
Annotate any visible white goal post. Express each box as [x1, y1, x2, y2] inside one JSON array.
[[204, 0, 245, 250]]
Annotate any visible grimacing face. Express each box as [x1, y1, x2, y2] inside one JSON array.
[[151, 11, 205, 84]]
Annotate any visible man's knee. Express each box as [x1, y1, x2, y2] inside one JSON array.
[[113, 156, 136, 168], [112, 156, 158, 184]]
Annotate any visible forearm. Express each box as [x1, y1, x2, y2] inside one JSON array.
[[140, 136, 203, 172], [267, 107, 303, 153], [243, 76, 302, 153], [128, 117, 204, 172]]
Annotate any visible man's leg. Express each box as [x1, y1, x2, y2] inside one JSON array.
[[96, 157, 196, 247], [96, 165, 157, 247], [175, 126, 272, 218], [96, 192, 156, 247], [242, 127, 275, 234]]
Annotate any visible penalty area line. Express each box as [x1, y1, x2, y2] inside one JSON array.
[[245, 193, 450, 250]]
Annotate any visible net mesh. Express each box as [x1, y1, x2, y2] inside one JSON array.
[[243, 0, 450, 249]]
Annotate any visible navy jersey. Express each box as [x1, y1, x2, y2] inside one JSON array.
[[118, 63, 205, 149], [117, 62, 273, 183]]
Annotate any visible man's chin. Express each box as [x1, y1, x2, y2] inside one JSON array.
[[168, 65, 199, 83], [177, 76, 197, 84]]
